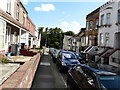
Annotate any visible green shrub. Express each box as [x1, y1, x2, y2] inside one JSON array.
[[0, 57, 11, 63], [0, 53, 11, 64]]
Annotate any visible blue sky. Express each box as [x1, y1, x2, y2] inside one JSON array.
[[23, 1, 107, 33]]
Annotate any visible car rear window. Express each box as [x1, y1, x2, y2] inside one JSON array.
[[62, 53, 77, 59], [99, 75, 119, 89]]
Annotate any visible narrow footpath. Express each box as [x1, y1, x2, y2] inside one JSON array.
[[31, 49, 67, 89]]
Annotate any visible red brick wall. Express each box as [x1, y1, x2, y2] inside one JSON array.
[[0, 53, 43, 89]]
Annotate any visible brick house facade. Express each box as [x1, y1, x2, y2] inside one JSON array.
[[0, 0, 39, 52], [85, 8, 100, 47]]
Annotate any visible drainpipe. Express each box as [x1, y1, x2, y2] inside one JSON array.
[[19, 29, 21, 43]]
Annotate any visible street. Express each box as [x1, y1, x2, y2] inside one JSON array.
[[31, 49, 67, 89]]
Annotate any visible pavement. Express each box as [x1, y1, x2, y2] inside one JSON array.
[[0, 63, 20, 85], [0, 55, 33, 86], [31, 48, 67, 89]]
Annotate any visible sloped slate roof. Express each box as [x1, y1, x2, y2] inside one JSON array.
[[0, 9, 35, 37]]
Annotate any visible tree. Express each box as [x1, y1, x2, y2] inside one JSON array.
[[47, 27, 63, 48], [39, 26, 75, 49], [38, 27, 44, 34], [38, 27, 44, 48], [64, 31, 74, 36]]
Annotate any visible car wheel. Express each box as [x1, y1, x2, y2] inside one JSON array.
[[58, 65, 62, 72], [53, 58, 56, 63], [67, 84, 71, 90]]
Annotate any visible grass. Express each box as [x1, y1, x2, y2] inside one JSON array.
[[0, 57, 11, 64]]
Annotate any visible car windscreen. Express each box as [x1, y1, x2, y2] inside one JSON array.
[[75, 53, 83, 57], [62, 52, 77, 59]]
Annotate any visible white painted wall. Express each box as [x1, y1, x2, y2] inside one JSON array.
[[11, 0, 15, 17], [63, 35, 71, 50], [109, 50, 120, 67], [0, 0, 7, 12], [0, 0, 15, 18], [0, 18, 6, 51], [98, 1, 120, 48]]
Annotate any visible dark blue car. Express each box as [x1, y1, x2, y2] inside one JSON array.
[[73, 52, 86, 62], [56, 51, 80, 72], [67, 64, 120, 90]]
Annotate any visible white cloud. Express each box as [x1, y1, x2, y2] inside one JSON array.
[[34, 4, 56, 12], [58, 21, 85, 34]]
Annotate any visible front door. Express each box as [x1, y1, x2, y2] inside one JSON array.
[[114, 33, 120, 48]]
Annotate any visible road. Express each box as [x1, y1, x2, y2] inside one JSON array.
[[31, 48, 67, 89]]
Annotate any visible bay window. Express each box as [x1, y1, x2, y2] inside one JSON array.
[[106, 13, 111, 25], [101, 14, 104, 26]]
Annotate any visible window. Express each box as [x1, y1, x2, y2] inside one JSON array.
[[62, 53, 77, 59], [5, 27, 11, 44], [105, 33, 109, 46], [7, 0, 11, 13], [118, 10, 120, 23], [76, 66, 96, 87], [100, 33, 104, 45], [95, 19, 99, 29], [22, 12, 25, 25], [101, 14, 104, 25], [89, 35, 92, 46], [106, 13, 111, 25], [81, 37, 84, 43], [86, 22, 89, 30], [0, 20, 5, 49], [16, 4, 19, 20], [112, 58, 120, 64], [89, 21, 93, 30], [21, 30, 27, 43], [118, 1, 120, 8], [86, 36, 88, 46]]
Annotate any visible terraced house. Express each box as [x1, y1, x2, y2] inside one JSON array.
[[85, 7, 99, 47], [0, 0, 39, 54], [98, 0, 120, 67]]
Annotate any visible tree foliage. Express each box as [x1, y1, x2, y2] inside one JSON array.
[[39, 27, 74, 49], [64, 31, 74, 36]]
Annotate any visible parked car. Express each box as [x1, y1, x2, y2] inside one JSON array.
[[67, 64, 120, 90], [73, 52, 86, 62], [52, 49, 61, 63], [49, 48, 54, 56], [56, 51, 80, 72]]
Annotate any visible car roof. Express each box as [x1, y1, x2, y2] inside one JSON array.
[[79, 64, 118, 76], [61, 50, 74, 53]]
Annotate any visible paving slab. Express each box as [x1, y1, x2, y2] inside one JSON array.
[[0, 63, 20, 85], [9, 56, 32, 62]]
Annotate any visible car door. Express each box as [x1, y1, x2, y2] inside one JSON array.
[[72, 66, 98, 90], [56, 52, 62, 66]]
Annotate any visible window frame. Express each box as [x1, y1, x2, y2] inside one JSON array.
[[22, 11, 25, 25], [16, 4, 19, 20], [7, 0, 11, 14], [118, 10, 120, 23], [100, 33, 104, 46], [95, 19, 99, 29], [0, 19, 6, 50], [101, 14, 104, 26], [105, 33, 109, 46], [89, 21, 93, 30], [106, 13, 111, 25], [86, 21, 89, 30]]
